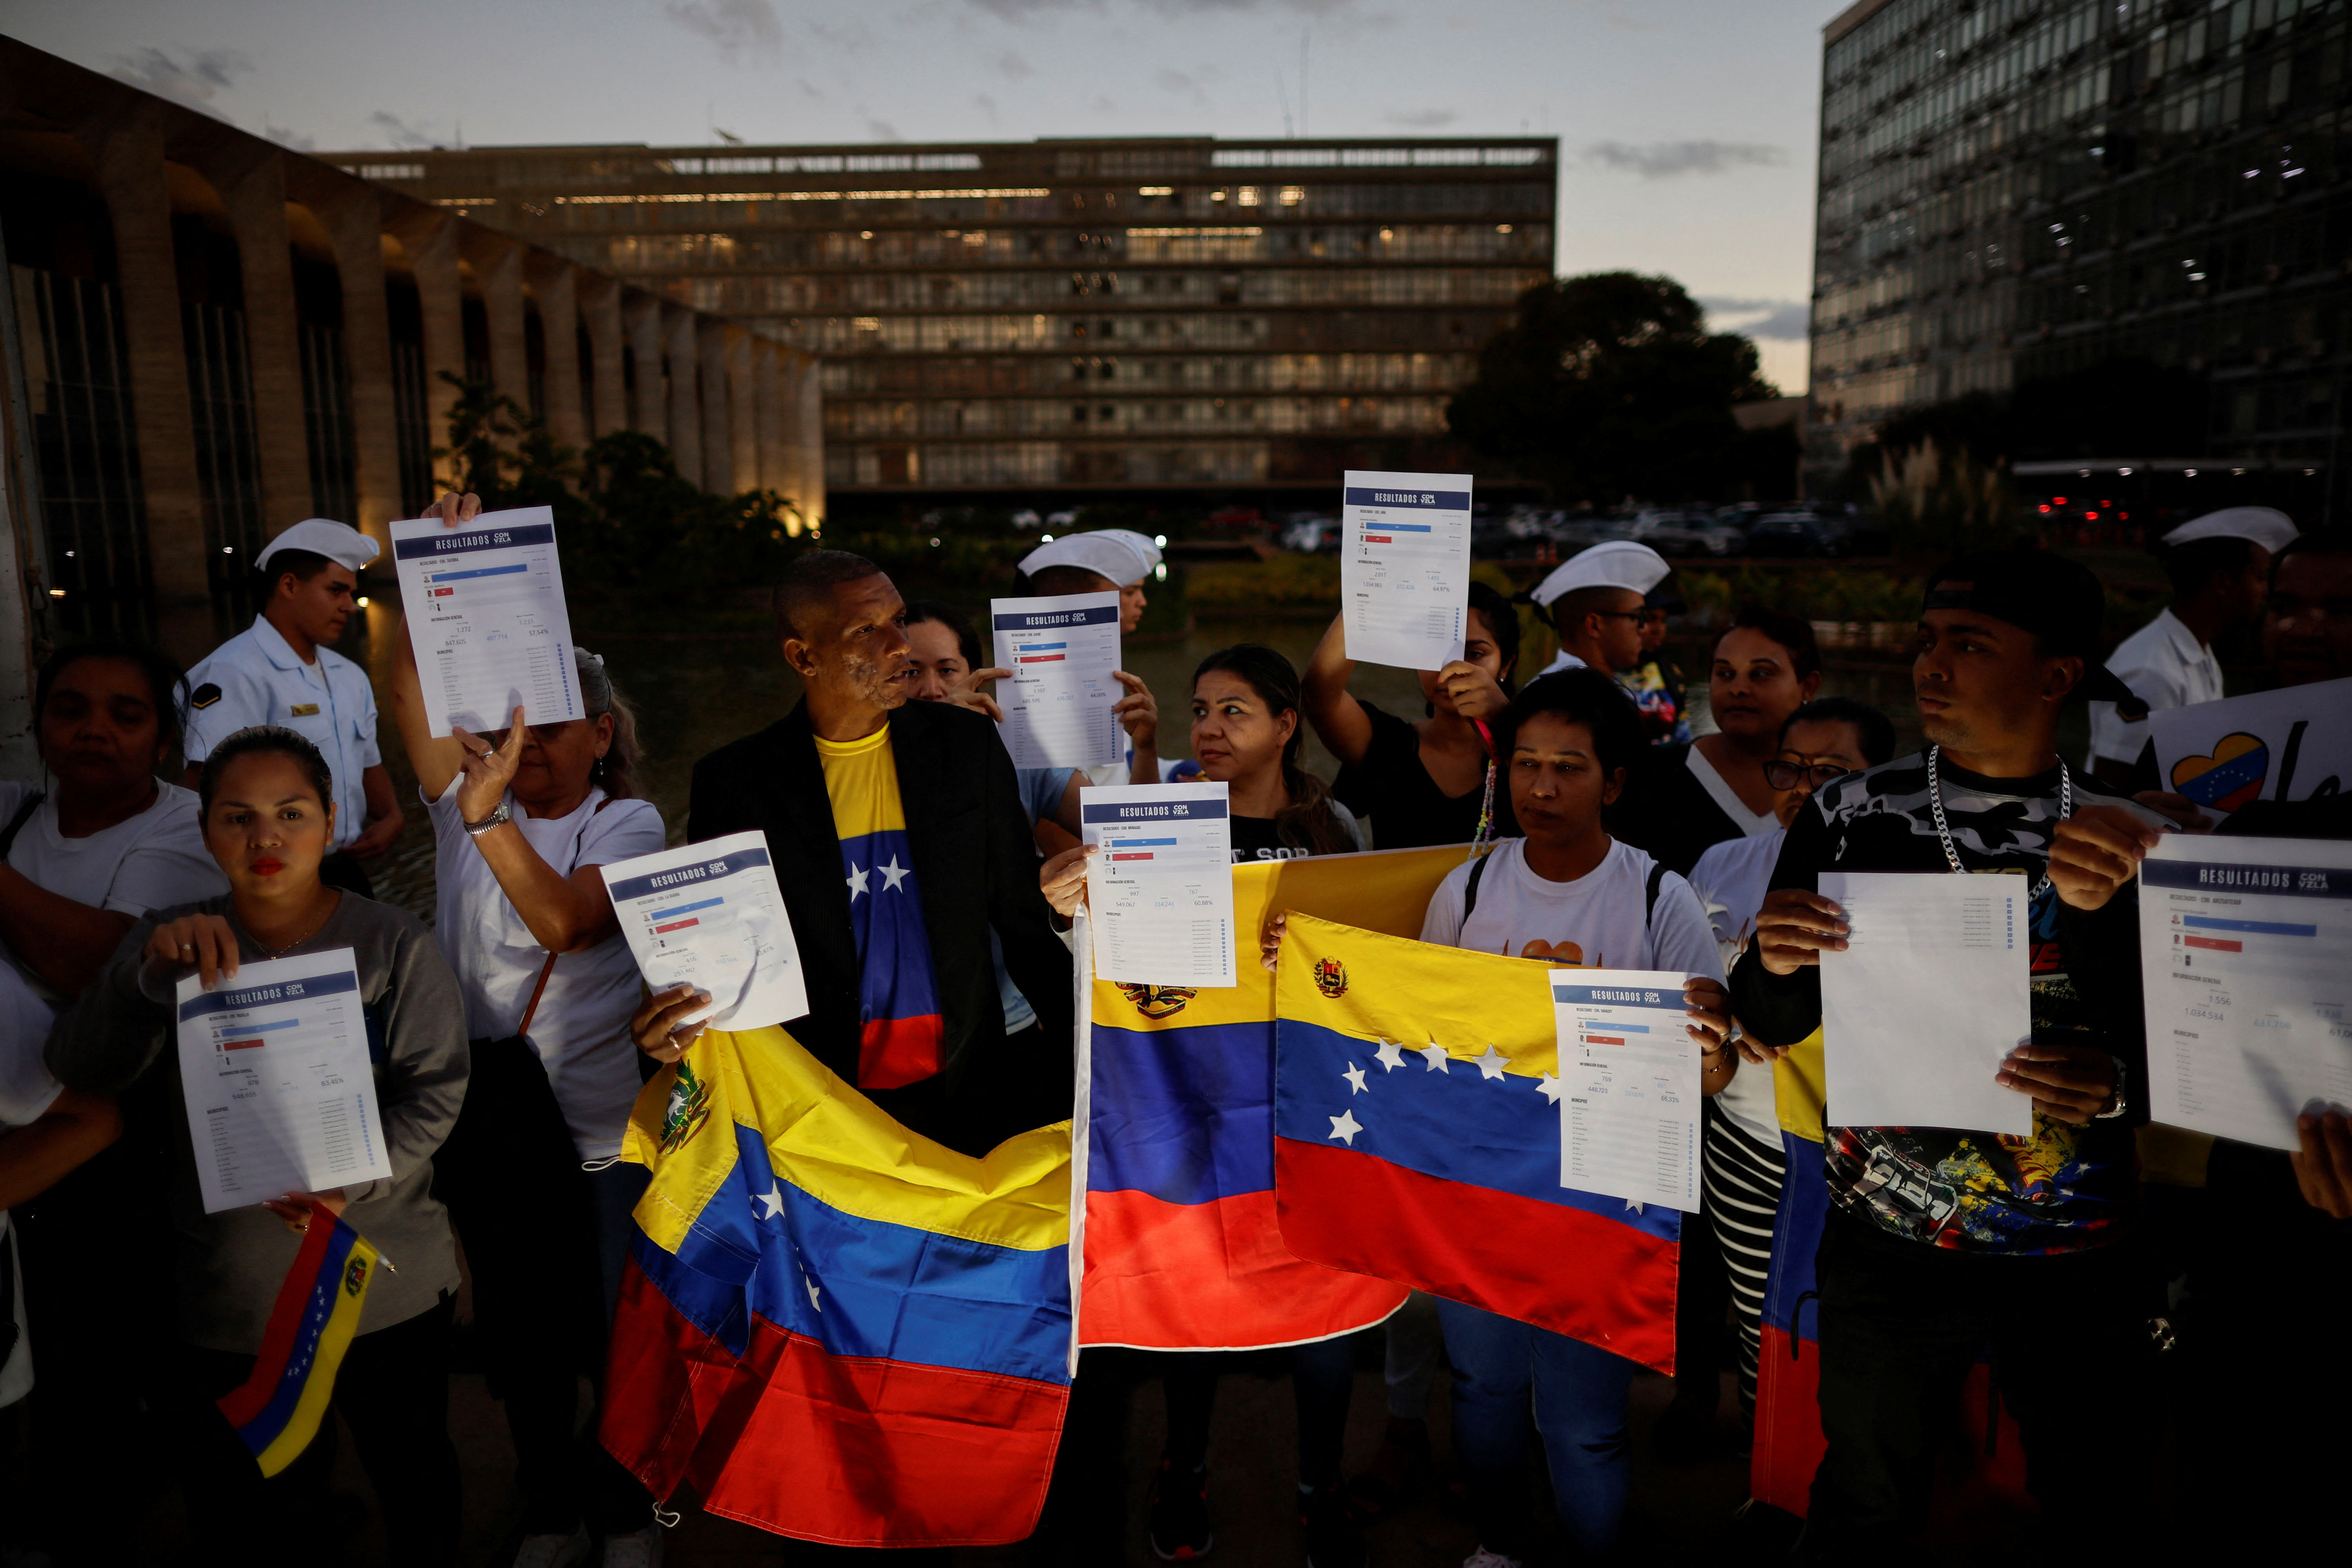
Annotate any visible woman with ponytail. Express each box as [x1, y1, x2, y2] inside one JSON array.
[[1189, 643, 1367, 862], [390, 494, 670, 1568]]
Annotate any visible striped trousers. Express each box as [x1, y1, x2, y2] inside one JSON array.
[[1700, 1113, 1788, 1418]]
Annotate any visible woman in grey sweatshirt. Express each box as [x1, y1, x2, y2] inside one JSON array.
[[45, 726, 468, 1566]]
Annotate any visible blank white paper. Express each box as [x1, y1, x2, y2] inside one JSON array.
[[1819, 871, 2033, 1136]]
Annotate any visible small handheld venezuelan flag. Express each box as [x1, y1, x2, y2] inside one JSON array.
[[215, 1210, 382, 1477]]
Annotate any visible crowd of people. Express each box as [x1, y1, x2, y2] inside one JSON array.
[[0, 494, 2346, 1567]]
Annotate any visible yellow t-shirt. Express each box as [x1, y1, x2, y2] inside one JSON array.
[[813, 725, 943, 1089]]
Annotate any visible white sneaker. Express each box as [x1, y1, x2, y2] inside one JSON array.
[[511, 1527, 591, 1568], [600, 1526, 666, 1568], [1463, 1551, 1523, 1568]]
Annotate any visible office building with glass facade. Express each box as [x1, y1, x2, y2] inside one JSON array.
[[337, 137, 1557, 499], [1812, 0, 2352, 505]]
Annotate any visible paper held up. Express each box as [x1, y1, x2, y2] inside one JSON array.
[[602, 831, 811, 1033], [992, 590, 1126, 771], [2139, 833, 2352, 1152], [1818, 870, 2034, 1137], [1081, 782, 1237, 988], [173, 948, 394, 1215], [1553, 969, 1704, 1214], [390, 506, 583, 738], [1340, 470, 1474, 672]]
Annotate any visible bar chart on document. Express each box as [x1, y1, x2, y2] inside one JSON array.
[[1340, 470, 1474, 671], [390, 505, 583, 738], [1081, 782, 1236, 987], [992, 589, 1125, 771]]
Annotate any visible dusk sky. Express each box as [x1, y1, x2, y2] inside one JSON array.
[[13, 0, 1839, 390]]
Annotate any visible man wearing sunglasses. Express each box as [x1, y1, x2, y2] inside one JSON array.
[[1685, 698, 1897, 1436]]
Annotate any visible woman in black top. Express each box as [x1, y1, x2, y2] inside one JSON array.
[[1303, 581, 1520, 849], [1192, 644, 1365, 861]]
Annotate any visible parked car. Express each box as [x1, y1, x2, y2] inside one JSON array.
[[1632, 510, 1746, 558], [1010, 508, 1044, 532], [1745, 511, 1853, 558], [1281, 515, 1342, 553]]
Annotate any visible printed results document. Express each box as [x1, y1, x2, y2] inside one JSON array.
[[992, 590, 1125, 771], [2140, 834, 2352, 1151], [1082, 783, 1236, 987], [1819, 871, 2033, 1136], [1553, 971, 1702, 1212], [1340, 470, 1474, 671], [602, 831, 810, 1032], [391, 506, 583, 737], [174, 949, 392, 1214]]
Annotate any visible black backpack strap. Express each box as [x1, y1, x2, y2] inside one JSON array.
[[0, 791, 43, 859], [1460, 847, 1495, 933], [1643, 859, 1668, 925]]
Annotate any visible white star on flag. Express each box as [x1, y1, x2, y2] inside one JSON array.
[[1341, 1062, 1368, 1095], [1328, 1109, 1364, 1145], [1535, 1073, 1565, 1104], [1470, 1044, 1510, 1081], [1418, 1043, 1450, 1073], [755, 1184, 785, 1220], [1624, 1198, 1645, 1215], [878, 855, 911, 893], [1374, 1040, 1406, 1072], [845, 862, 870, 900], [806, 1274, 824, 1311]]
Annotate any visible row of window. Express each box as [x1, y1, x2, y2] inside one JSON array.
[[816, 349, 1478, 397], [583, 221, 1544, 272], [743, 308, 1504, 356], [671, 265, 1539, 316], [827, 438, 1280, 488], [822, 394, 1450, 439]]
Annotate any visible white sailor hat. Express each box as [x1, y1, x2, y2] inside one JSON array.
[[254, 518, 381, 574], [1019, 530, 1159, 587], [2161, 506, 2299, 555], [1528, 540, 1671, 607]]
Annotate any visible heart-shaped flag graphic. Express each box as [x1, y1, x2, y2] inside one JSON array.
[[2170, 730, 2269, 812], [1519, 938, 1588, 965]]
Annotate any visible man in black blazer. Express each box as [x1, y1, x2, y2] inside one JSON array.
[[636, 550, 1072, 1157]]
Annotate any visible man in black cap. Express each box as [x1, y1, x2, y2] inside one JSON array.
[[1731, 549, 2160, 1552]]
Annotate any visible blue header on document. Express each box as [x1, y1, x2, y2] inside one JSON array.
[[1343, 487, 1472, 510], [2143, 858, 2352, 898], [394, 522, 558, 559], [178, 968, 360, 1021], [607, 846, 774, 904], [1552, 981, 1680, 1009], [993, 603, 1121, 631], [1082, 798, 1231, 824]]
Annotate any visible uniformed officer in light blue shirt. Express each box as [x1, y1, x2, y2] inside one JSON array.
[[181, 518, 405, 895]]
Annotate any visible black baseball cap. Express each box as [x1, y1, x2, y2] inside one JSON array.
[[1922, 549, 2149, 719]]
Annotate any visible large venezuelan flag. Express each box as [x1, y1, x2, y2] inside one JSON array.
[[816, 726, 944, 1089], [216, 1210, 380, 1477], [1748, 1027, 2024, 1517], [601, 1025, 1073, 1547], [1077, 846, 1468, 1351], [1271, 914, 1683, 1375]]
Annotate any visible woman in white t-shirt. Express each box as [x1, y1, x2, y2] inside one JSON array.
[[0, 641, 223, 1553], [1684, 696, 1895, 1429], [390, 496, 668, 1568], [1406, 668, 1735, 1568]]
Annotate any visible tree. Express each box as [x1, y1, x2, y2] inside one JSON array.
[[1446, 272, 1780, 503]]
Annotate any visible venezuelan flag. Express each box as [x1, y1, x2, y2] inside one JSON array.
[[215, 1210, 380, 1477], [1747, 1026, 2025, 1516], [1272, 913, 1683, 1374], [1076, 847, 1468, 1351], [817, 726, 944, 1089], [599, 1025, 1073, 1547]]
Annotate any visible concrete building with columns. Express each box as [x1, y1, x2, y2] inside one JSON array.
[[0, 34, 821, 738]]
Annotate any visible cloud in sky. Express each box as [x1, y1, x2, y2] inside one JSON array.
[[1703, 297, 1811, 340], [867, 117, 903, 140], [963, 0, 1356, 18], [109, 45, 252, 108], [1154, 67, 1208, 102], [1581, 139, 1786, 178], [660, 0, 784, 64], [996, 51, 1035, 79], [1386, 107, 1457, 129]]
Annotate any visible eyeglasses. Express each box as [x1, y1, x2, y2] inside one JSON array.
[[1764, 759, 1853, 790]]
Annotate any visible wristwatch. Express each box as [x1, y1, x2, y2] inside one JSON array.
[[2094, 1054, 2129, 1120], [462, 799, 513, 838]]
